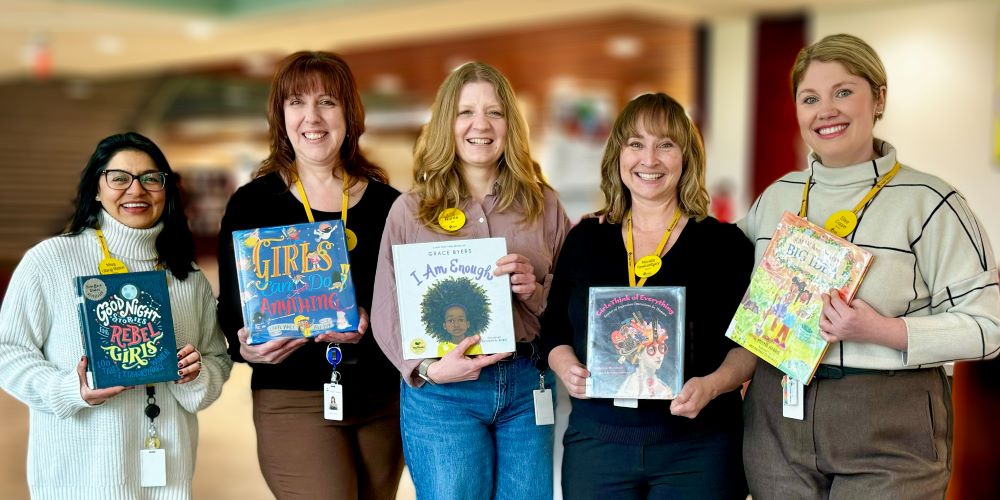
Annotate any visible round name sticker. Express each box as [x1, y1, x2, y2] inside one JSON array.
[[824, 210, 858, 238], [634, 255, 662, 278], [82, 278, 107, 301], [344, 228, 358, 251], [438, 208, 466, 232], [98, 257, 128, 275]]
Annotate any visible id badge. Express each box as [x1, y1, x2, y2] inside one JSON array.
[[324, 383, 344, 421], [533, 389, 554, 425], [782, 375, 804, 420], [140, 448, 166, 487]]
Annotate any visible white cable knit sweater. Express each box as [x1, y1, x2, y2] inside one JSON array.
[[0, 211, 232, 499]]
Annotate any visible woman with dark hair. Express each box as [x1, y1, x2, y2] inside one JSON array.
[[0, 132, 232, 499], [372, 61, 571, 500], [216, 51, 404, 499], [544, 93, 755, 499]]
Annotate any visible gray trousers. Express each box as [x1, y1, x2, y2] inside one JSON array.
[[743, 363, 952, 500]]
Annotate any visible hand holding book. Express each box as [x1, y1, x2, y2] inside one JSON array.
[[76, 356, 129, 406], [494, 253, 536, 302], [176, 343, 202, 384], [236, 327, 309, 364], [819, 291, 907, 350], [314, 307, 369, 344], [423, 335, 511, 384]]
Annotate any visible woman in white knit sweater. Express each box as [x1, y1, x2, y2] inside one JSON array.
[[740, 34, 1000, 499], [0, 132, 232, 499]]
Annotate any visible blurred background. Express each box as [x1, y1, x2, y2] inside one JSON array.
[[0, 0, 997, 498]]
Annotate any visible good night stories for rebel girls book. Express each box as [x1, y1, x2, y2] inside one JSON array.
[[586, 286, 685, 400], [392, 237, 514, 359], [232, 220, 360, 344], [76, 271, 179, 389]]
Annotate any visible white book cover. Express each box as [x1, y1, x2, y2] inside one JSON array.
[[392, 237, 514, 359]]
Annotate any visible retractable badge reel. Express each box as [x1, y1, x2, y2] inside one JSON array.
[[324, 344, 344, 421]]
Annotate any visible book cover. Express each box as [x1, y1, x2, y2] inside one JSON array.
[[585, 286, 685, 400], [75, 271, 179, 389], [232, 220, 359, 344], [725, 211, 874, 384], [392, 238, 514, 359]]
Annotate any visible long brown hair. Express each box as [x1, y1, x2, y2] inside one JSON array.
[[598, 93, 709, 223], [257, 51, 387, 184], [412, 62, 549, 232]]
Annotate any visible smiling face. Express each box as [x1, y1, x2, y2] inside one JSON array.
[[619, 122, 683, 207], [453, 81, 507, 171], [97, 150, 165, 229], [284, 86, 346, 170], [795, 60, 885, 167], [443, 305, 469, 341]]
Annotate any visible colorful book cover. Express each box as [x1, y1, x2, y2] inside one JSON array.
[[725, 211, 874, 384], [585, 286, 685, 400], [75, 271, 179, 389], [392, 238, 514, 359], [232, 220, 359, 344]]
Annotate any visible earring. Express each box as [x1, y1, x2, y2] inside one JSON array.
[[95, 195, 100, 201]]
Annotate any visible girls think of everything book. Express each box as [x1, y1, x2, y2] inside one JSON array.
[[725, 211, 874, 384], [585, 286, 685, 400], [75, 270, 179, 389], [392, 237, 514, 359], [232, 220, 359, 344]]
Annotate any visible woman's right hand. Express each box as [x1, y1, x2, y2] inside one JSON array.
[[237, 327, 309, 364], [424, 335, 511, 384], [76, 356, 128, 406], [549, 345, 590, 399]]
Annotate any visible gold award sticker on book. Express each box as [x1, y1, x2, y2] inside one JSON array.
[[345, 228, 358, 251], [824, 210, 858, 238], [634, 255, 662, 278], [438, 208, 466, 232], [81, 278, 108, 301], [410, 338, 427, 355]]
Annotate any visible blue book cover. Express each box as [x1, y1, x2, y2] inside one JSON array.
[[75, 271, 180, 389], [232, 220, 359, 344]]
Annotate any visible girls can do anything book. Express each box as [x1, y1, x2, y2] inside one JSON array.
[[392, 238, 514, 359], [232, 220, 359, 344], [75, 270, 179, 389], [585, 286, 685, 400], [725, 211, 874, 384]]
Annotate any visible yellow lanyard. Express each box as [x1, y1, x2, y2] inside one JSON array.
[[95, 228, 129, 274], [799, 162, 900, 237], [293, 170, 356, 250], [625, 208, 681, 288]]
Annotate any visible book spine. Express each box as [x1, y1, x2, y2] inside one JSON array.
[[74, 279, 97, 390]]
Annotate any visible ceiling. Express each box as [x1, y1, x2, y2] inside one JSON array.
[[0, 0, 905, 80]]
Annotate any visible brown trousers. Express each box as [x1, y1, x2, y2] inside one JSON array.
[[252, 389, 404, 500], [744, 363, 952, 500]]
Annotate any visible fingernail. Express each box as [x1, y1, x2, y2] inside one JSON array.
[[178, 361, 184, 368], [177, 370, 183, 376]]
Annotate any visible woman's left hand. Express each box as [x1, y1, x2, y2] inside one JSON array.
[[494, 253, 536, 302], [176, 344, 202, 384], [314, 307, 368, 344], [670, 377, 715, 419], [819, 291, 907, 350]]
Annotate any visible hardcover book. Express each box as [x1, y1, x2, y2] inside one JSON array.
[[725, 212, 874, 384], [392, 238, 514, 359], [75, 271, 179, 389], [232, 220, 359, 344], [585, 286, 685, 400]]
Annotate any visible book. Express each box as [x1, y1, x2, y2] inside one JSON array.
[[231, 220, 359, 344], [392, 237, 514, 359], [75, 271, 179, 389], [725, 212, 874, 384], [585, 286, 685, 400]]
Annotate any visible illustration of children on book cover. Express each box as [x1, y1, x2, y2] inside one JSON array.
[[392, 238, 514, 359], [725, 212, 873, 383], [232, 220, 359, 344], [585, 287, 685, 400], [76, 271, 178, 388]]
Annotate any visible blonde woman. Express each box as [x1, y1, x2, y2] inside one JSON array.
[[372, 62, 570, 500]]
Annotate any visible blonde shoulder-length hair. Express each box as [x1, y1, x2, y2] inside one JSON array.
[[412, 62, 549, 231], [598, 93, 709, 224]]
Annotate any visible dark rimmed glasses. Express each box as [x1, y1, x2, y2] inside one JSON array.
[[102, 169, 168, 192]]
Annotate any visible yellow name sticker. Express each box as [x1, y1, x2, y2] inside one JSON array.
[[438, 208, 466, 232], [824, 210, 858, 238], [634, 255, 662, 278], [98, 258, 129, 275], [344, 228, 358, 251]]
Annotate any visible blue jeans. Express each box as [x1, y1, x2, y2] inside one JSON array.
[[400, 357, 555, 500]]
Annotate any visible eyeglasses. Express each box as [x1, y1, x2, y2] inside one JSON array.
[[645, 343, 667, 356], [101, 169, 168, 192]]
